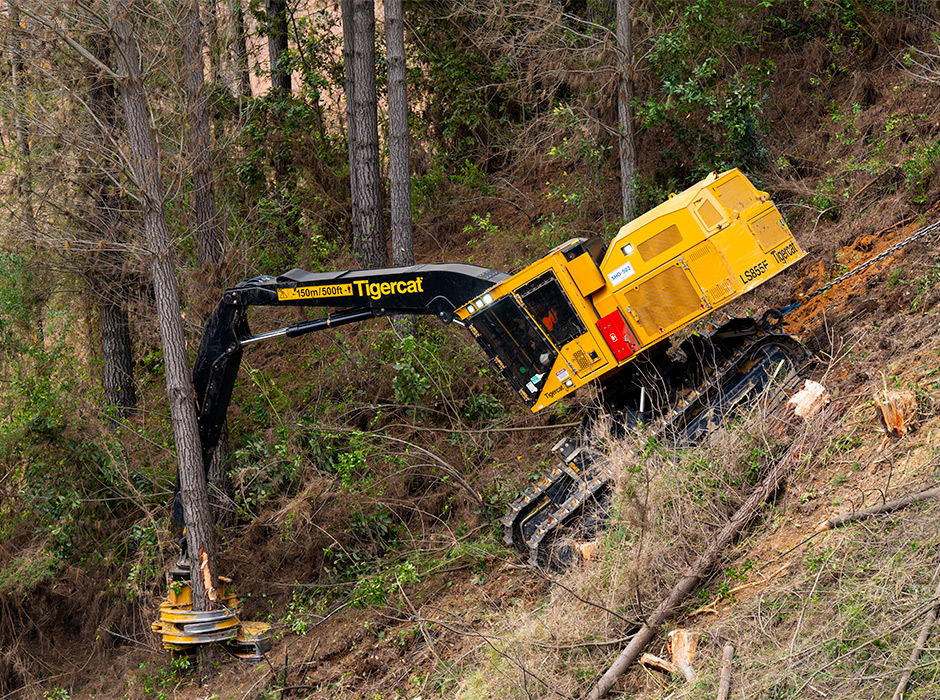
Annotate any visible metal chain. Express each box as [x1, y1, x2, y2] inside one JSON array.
[[779, 217, 940, 315]]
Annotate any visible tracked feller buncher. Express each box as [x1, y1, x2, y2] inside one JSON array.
[[165, 170, 811, 632]]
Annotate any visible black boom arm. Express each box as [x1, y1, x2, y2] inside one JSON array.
[[172, 262, 507, 529]]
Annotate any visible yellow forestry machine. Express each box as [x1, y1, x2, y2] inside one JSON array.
[[155, 169, 812, 651]]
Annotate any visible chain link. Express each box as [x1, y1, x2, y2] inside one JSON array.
[[780, 217, 940, 315]]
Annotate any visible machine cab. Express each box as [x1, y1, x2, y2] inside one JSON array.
[[457, 238, 612, 409]]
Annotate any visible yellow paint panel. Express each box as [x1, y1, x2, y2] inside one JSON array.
[[750, 209, 790, 251], [637, 224, 682, 262], [713, 175, 757, 212]]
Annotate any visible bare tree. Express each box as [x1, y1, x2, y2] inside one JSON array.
[[109, 0, 218, 633], [385, 0, 413, 268], [616, 0, 637, 221], [349, 0, 386, 268]]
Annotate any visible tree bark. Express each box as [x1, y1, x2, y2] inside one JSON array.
[[230, 0, 252, 102], [203, 0, 221, 85], [341, 0, 358, 239], [385, 0, 413, 269], [83, 35, 138, 419], [616, 0, 637, 222], [350, 0, 386, 268], [716, 644, 734, 700], [109, 0, 217, 618], [265, 0, 290, 96], [182, 0, 224, 268], [100, 299, 136, 413], [817, 484, 940, 531]]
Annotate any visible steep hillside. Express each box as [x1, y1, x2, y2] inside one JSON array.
[[3, 5, 940, 700]]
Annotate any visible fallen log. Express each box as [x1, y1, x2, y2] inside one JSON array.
[[716, 643, 734, 700], [892, 573, 940, 700], [816, 483, 940, 531], [581, 405, 838, 700]]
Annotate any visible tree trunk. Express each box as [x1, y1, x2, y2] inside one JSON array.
[[350, 0, 386, 268], [182, 0, 224, 268], [341, 0, 358, 240], [85, 35, 137, 419], [230, 0, 252, 102], [100, 299, 136, 413], [385, 0, 413, 269], [110, 0, 217, 619], [616, 0, 637, 222], [8, 1, 44, 344], [203, 0, 221, 85], [265, 0, 290, 96]]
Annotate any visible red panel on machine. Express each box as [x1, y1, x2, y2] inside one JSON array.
[[597, 310, 639, 361]]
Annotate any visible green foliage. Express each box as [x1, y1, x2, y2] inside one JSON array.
[[393, 335, 432, 410], [462, 392, 506, 423], [638, 3, 775, 178], [140, 655, 193, 699]]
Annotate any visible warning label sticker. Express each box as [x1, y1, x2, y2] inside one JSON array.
[[278, 283, 353, 301]]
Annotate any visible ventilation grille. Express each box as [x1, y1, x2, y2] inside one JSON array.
[[750, 210, 789, 251], [685, 241, 715, 264], [638, 225, 682, 262], [706, 278, 735, 304], [695, 198, 723, 229], [571, 350, 590, 372], [714, 176, 757, 212], [624, 265, 701, 336]]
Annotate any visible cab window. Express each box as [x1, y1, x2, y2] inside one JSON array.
[[517, 273, 586, 349]]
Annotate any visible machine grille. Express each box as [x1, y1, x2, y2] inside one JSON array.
[[638, 225, 682, 262], [572, 350, 590, 371], [750, 210, 789, 251], [624, 265, 701, 336]]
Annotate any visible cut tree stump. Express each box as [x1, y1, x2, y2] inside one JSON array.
[[667, 629, 699, 682], [874, 388, 917, 451], [639, 653, 677, 675]]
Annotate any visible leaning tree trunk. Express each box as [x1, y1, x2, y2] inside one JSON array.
[[616, 0, 637, 222], [110, 0, 218, 620], [350, 0, 386, 268]]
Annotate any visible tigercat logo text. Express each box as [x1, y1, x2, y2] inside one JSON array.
[[771, 241, 798, 265], [545, 386, 566, 399], [354, 277, 424, 300], [277, 277, 425, 301]]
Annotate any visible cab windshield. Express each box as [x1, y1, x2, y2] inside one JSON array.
[[470, 297, 555, 401]]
